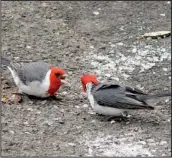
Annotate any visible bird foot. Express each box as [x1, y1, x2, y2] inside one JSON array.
[[50, 95, 63, 101], [107, 112, 129, 122]]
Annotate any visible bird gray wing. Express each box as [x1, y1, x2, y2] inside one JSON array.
[[92, 83, 154, 110], [12, 61, 51, 85]]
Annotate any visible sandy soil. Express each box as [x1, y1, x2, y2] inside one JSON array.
[[1, 1, 171, 157]]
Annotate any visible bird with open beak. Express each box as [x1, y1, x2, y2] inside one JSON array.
[[2, 56, 67, 99], [81, 74, 171, 119]]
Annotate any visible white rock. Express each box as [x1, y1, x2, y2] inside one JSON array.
[[159, 141, 167, 145], [26, 45, 31, 49], [165, 98, 170, 102], [93, 11, 99, 15], [68, 143, 76, 146], [90, 45, 94, 49], [163, 68, 168, 71], [83, 104, 89, 108], [91, 120, 96, 123], [139, 141, 146, 145], [160, 13, 165, 16], [132, 47, 137, 53], [105, 74, 111, 77], [110, 120, 116, 124], [62, 91, 68, 95], [117, 42, 124, 46], [24, 121, 28, 125], [14, 57, 20, 60], [9, 130, 14, 134], [27, 108, 33, 111]]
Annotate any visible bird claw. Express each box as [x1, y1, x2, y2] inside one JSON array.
[[107, 114, 129, 122]]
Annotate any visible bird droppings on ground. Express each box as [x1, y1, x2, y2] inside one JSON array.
[[2, 1, 171, 157], [86, 42, 171, 82], [83, 133, 154, 157]]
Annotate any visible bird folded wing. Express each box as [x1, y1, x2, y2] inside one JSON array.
[[93, 83, 154, 110]]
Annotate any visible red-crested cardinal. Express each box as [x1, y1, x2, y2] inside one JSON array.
[[2, 56, 67, 98], [81, 74, 171, 117]]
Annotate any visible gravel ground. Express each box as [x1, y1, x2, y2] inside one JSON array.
[[1, 1, 171, 157]]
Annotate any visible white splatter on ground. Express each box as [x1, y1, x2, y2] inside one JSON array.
[[83, 132, 154, 157], [85, 41, 171, 82]]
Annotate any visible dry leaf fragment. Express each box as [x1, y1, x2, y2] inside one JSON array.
[[137, 31, 171, 39]]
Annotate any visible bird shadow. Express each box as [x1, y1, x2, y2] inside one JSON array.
[[92, 113, 163, 126], [26, 95, 63, 102]]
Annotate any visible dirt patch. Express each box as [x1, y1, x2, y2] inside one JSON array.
[[1, 1, 171, 157]]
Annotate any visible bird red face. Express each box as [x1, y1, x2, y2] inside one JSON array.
[[81, 74, 99, 92], [48, 67, 67, 95], [50, 67, 67, 84]]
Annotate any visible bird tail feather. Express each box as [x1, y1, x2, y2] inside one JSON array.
[[137, 92, 171, 105]]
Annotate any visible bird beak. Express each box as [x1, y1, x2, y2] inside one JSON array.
[[60, 74, 68, 84]]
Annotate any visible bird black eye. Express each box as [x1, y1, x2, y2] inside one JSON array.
[[55, 73, 60, 77]]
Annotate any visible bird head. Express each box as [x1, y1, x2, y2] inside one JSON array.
[[81, 74, 99, 92], [50, 66, 67, 85]]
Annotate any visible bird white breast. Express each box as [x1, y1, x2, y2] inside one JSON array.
[[86, 83, 125, 116], [8, 66, 51, 98]]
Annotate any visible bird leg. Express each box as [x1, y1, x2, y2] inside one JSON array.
[[107, 111, 129, 122]]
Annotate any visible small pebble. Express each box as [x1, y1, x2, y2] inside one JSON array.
[[163, 68, 168, 71], [132, 47, 137, 53], [160, 13, 165, 16], [167, 118, 171, 122], [90, 45, 94, 49], [105, 74, 111, 77], [25, 132, 31, 134], [160, 141, 167, 145], [36, 111, 41, 114], [91, 120, 96, 123], [83, 104, 89, 108], [139, 141, 146, 145], [59, 120, 65, 124], [24, 121, 29, 125], [68, 143, 76, 146], [88, 110, 96, 115], [93, 11, 99, 15], [147, 139, 154, 143], [117, 42, 124, 46], [26, 45, 31, 49], [14, 57, 20, 61], [114, 140, 120, 145], [61, 91, 68, 95], [110, 120, 116, 124], [9, 130, 14, 134], [125, 121, 130, 125], [165, 98, 170, 102], [41, 100, 47, 105], [27, 108, 33, 111]]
